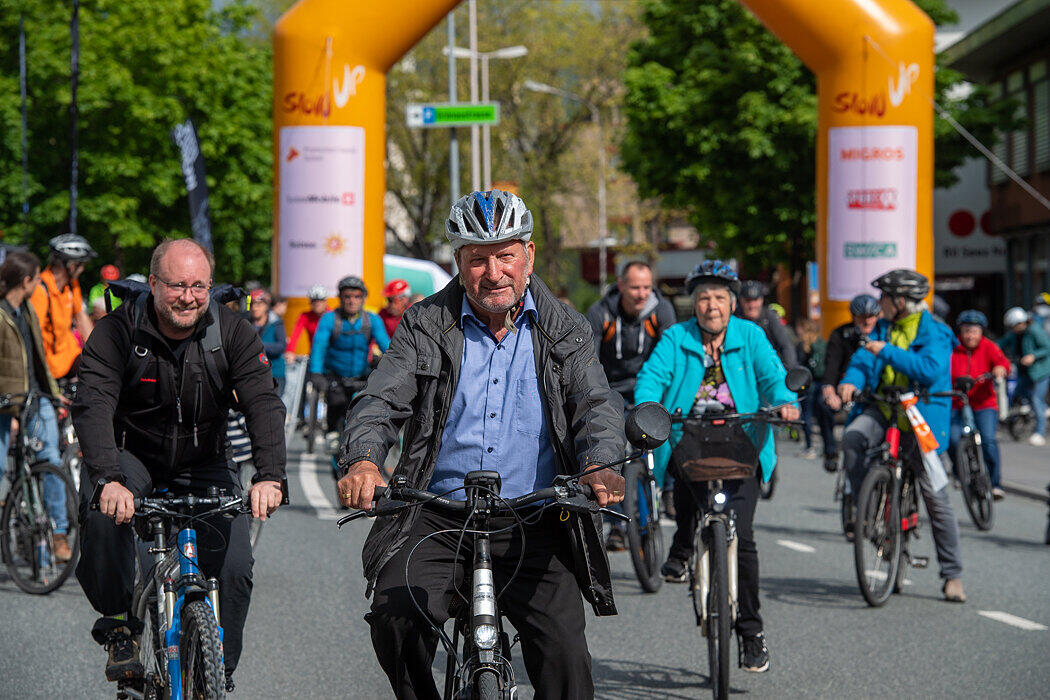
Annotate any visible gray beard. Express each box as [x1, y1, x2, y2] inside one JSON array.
[[157, 301, 207, 332]]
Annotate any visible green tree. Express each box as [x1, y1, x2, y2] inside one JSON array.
[[0, 0, 273, 282], [621, 0, 1018, 271]]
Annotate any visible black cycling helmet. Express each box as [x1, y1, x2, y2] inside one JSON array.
[[685, 260, 741, 296], [49, 233, 97, 263], [337, 275, 367, 295], [848, 294, 879, 317], [956, 309, 988, 329], [739, 280, 766, 300], [871, 268, 929, 301]]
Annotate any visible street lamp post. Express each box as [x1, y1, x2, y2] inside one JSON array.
[[523, 79, 610, 288], [445, 45, 527, 190]]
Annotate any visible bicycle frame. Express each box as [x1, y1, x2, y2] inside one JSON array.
[[5, 392, 59, 575], [690, 480, 739, 635], [635, 452, 660, 536]]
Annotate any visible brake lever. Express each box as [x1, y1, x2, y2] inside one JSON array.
[[599, 508, 631, 523], [336, 499, 411, 528]]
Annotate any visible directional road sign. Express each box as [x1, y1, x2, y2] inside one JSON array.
[[406, 102, 500, 128]]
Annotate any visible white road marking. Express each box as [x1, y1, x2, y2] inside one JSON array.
[[978, 611, 1048, 631], [297, 452, 341, 520], [776, 539, 815, 553]]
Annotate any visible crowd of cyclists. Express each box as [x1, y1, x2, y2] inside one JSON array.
[[1, 187, 1048, 697]]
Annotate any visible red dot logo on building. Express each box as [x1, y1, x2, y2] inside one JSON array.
[[947, 210, 975, 238]]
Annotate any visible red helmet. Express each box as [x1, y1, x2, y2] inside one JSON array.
[[383, 279, 411, 298], [100, 264, 120, 281]]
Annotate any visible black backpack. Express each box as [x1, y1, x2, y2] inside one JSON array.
[[105, 279, 246, 394]]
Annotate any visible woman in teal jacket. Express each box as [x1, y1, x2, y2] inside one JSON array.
[[634, 261, 798, 673]]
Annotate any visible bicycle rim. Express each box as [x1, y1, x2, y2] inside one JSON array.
[[1, 464, 79, 594], [853, 466, 900, 607], [960, 441, 994, 531], [706, 520, 730, 700], [624, 462, 663, 593], [180, 601, 225, 699]]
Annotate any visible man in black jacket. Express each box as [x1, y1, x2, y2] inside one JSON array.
[[73, 239, 286, 690], [736, 280, 799, 368], [338, 190, 625, 698]]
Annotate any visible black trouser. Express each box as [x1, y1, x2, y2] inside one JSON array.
[[668, 472, 762, 637], [76, 451, 255, 673], [367, 509, 594, 700], [324, 375, 367, 433]]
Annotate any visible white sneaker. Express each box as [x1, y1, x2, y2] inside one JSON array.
[[1028, 434, 1046, 446]]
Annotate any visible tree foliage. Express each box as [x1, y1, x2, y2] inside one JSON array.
[[621, 0, 1018, 267], [0, 0, 273, 282]]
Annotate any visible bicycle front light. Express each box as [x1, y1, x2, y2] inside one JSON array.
[[474, 623, 498, 650], [713, 492, 727, 506]]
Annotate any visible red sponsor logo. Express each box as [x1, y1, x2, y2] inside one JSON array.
[[258, 352, 269, 365], [282, 91, 330, 117], [847, 188, 898, 211], [341, 191, 355, 206], [839, 147, 904, 162], [183, 542, 196, 559], [286, 147, 300, 162], [832, 91, 886, 118], [140, 377, 157, 383]]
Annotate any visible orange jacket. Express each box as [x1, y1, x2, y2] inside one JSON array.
[[29, 268, 84, 379]]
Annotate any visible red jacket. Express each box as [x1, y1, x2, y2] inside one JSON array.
[[950, 336, 1010, 410], [286, 310, 323, 353], [379, 307, 402, 339]]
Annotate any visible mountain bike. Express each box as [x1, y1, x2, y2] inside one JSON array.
[[339, 404, 669, 700], [851, 387, 956, 607], [0, 391, 80, 594], [951, 375, 994, 531], [623, 449, 663, 593], [89, 486, 281, 700], [665, 369, 809, 700]]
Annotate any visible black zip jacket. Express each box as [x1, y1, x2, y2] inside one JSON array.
[[343, 275, 626, 616], [735, 306, 798, 368], [73, 295, 286, 485], [822, 321, 864, 387]]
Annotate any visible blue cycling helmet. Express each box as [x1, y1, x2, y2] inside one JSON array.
[[956, 309, 988, 329], [685, 260, 741, 296], [848, 294, 879, 316]]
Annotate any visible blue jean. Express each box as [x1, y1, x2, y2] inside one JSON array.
[[1014, 374, 1049, 436], [949, 408, 1002, 488], [0, 397, 68, 534]]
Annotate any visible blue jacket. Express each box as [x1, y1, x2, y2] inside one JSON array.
[[255, 311, 286, 379], [841, 311, 954, 454], [309, 310, 390, 378], [635, 316, 796, 485]]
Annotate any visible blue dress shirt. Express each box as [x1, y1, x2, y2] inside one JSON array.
[[428, 290, 556, 499]]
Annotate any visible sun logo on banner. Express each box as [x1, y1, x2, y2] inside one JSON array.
[[324, 233, 347, 256]]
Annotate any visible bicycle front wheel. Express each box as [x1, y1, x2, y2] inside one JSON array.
[[623, 462, 663, 593], [473, 669, 500, 700], [706, 519, 731, 700], [958, 438, 994, 531], [180, 600, 226, 699], [853, 465, 901, 607], [1, 463, 79, 595]]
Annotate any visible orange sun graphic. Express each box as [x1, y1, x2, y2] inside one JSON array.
[[324, 233, 347, 256]]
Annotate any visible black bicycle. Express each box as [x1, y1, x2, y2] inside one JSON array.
[[661, 368, 809, 700], [339, 405, 668, 699], [951, 375, 994, 531], [0, 391, 80, 594]]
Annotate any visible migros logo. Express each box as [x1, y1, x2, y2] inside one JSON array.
[[282, 64, 366, 117]]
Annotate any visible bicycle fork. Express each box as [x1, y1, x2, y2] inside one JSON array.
[[694, 515, 738, 635]]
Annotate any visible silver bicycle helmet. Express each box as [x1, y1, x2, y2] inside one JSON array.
[[307, 284, 328, 301], [49, 233, 97, 262], [1004, 307, 1029, 328], [445, 190, 533, 252]]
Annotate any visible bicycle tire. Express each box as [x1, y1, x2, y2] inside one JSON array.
[[304, 385, 319, 454], [623, 462, 663, 593], [759, 469, 777, 500], [474, 669, 500, 700], [959, 438, 994, 531], [893, 478, 918, 595], [61, 442, 82, 492], [1, 463, 79, 595], [1008, 413, 1034, 441], [180, 600, 226, 699], [853, 465, 900, 607], [706, 519, 731, 700]]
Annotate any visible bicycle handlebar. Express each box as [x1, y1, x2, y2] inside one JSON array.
[[88, 487, 251, 518]]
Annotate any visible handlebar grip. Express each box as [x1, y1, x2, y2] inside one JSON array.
[[579, 484, 594, 499]]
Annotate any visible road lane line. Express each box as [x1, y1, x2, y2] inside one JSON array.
[[298, 453, 341, 520], [776, 539, 815, 553], [978, 611, 1048, 631]]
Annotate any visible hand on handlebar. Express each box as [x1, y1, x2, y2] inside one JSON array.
[[778, 404, 800, 422], [822, 385, 842, 411], [838, 383, 858, 404], [247, 480, 283, 521], [100, 481, 136, 524], [337, 461, 387, 510], [992, 365, 1008, 380], [579, 466, 625, 508]]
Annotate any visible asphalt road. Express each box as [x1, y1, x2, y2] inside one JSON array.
[[2, 436, 1048, 699]]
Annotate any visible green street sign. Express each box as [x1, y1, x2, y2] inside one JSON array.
[[406, 103, 500, 128]]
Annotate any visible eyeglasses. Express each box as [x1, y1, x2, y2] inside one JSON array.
[[156, 277, 212, 298]]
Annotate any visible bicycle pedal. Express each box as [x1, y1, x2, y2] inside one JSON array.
[[908, 555, 929, 569]]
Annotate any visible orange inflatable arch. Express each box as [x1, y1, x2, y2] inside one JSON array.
[[273, 0, 933, 335]]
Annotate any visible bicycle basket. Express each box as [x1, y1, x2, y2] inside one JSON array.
[[670, 420, 758, 482]]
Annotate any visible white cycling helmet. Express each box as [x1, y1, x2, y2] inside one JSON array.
[[1004, 306, 1029, 328], [445, 190, 533, 252], [307, 284, 328, 301]]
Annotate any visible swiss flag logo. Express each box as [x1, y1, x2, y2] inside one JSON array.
[[258, 352, 269, 365]]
